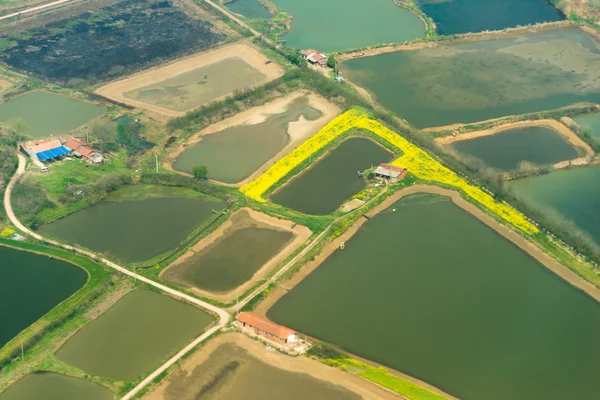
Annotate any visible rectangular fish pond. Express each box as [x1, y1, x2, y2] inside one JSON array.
[[341, 28, 600, 129], [270, 137, 392, 215], [0, 246, 87, 347], [0, 91, 104, 138], [0, 372, 112, 400], [268, 193, 600, 400], [56, 289, 213, 381], [37, 185, 224, 263], [450, 125, 581, 171]]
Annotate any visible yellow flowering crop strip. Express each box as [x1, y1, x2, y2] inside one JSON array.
[[0, 227, 16, 238], [241, 108, 538, 234]]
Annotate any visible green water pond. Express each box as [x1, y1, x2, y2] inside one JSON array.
[[341, 28, 600, 128], [0, 91, 104, 138], [272, 0, 425, 52], [226, 0, 271, 18], [0, 246, 87, 347], [56, 289, 213, 381], [451, 126, 580, 171], [269, 193, 600, 400], [38, 185, 224, 263], [0, 372, 112, 400], [271, 137, 391, 215], [510, 164, 600, 245], [174, 96, 322, 184], [417, 0, 564, 35], [573, 112, 600, 142]]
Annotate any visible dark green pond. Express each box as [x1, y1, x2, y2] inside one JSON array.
[[271, 138, 391, 215], [418, 0, 564, 35], [56, 289, 213, 381], [0, 246, 87, 347], [38, 185, 224, 263], [0, 372, 112, 400], [341, 28, 600, 129], [269, 194, 600, 400], [574, 112, 600, 142], [451, 126, 579, 171], [0, 91, 104, 138], [163, 226, 293, 293], [510, 165, 600, 244], [174, 97, 322, 184], [226, 0, 271, 18], [272, 0, 425, 52]]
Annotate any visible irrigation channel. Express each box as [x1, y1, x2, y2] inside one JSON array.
[[3, 154, 332, 400]]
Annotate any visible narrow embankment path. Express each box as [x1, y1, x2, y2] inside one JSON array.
[[0, 0, 75, 21], [4, 155, 230, 400]]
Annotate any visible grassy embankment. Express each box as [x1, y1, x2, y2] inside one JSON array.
[[0, 238, 119, 393]]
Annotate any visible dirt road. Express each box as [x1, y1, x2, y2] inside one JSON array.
[[0, 0, 74, 21]]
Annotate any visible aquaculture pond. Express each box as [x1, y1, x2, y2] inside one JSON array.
[[574, 112, 600, 142], [271, 138, 391, 215], [0, 373, 112, 400], [451, 126, 579, 171], [163, 226, 293, 293], [510, 164, 600, 244], [341, 28, 600, 129], [269, 194, 600, 400], [56, 289, 213, 381], [0, 0, 224, 83], [417, 0, 564, 35], [226, 0, 271, 18], [0, 246, 87, 347], [124, 57, 267, 112], [272, 0, 425, 52], [38, 185, 224, 263], [173, 97, 322, 183], [0, 91, 104, 138], [155, 341, 361, 400]]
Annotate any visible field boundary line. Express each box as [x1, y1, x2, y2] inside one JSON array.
[[0, 0, 77, 21]]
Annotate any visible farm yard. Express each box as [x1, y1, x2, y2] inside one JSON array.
[[1, 0, 600, 399]]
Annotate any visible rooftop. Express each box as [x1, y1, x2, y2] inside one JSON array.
[[237, 312, 297, 340]]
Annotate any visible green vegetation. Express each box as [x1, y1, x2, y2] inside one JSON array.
[[192, 165, 208, 180]]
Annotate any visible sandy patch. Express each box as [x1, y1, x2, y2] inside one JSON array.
[[436, 119, 595, 169], [0, 79, 12, 93], [95, 43, 284, 117], [160, 208, 312, 303], [142, 332, 401, 400], [165, 91, 341, 187]]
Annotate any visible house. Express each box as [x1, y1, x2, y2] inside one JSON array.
[[374, 163, 407, 183], [65, 138, 104, 164], [21, 139, 70, 164], [237, 312, 299, 346], [64, 137, 88, 153], [301, 49, 328, 66]]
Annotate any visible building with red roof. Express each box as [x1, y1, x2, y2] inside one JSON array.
[[237, 312, 299, 345]]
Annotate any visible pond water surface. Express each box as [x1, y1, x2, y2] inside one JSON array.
[[510, 164, 600, 244], [272, 0, 425, 52], [56, 289, 213, 381], [0, 372, 112, 400], [0, 246, 87, 347], [38, 185, 224, 263], [269, 194, 600, 400], [341, 28, 600, 128], [574, 112, 600, 142], [451, 126, 579, 171], [0, 91, 104, 138], [418, 0, 564, 35], [271, 137, 391, 215], [226, 0, 270, 18], [174, 97, 322, 184]]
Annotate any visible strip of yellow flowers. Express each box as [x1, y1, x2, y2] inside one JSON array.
[[241, 108, 538, 234]]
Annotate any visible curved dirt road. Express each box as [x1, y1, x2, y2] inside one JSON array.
[[4, 154, 230, 400]]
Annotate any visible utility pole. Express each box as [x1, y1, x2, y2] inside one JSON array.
[[236, 296, 239, 316], [21, 341, 24, 362], [155, 154, 159, 174]]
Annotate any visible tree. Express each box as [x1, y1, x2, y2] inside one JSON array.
[[192, 165, 208, 180], [327, 54, 337, 69], [286, 53, 307, 67], [90, 121, 116, 153]]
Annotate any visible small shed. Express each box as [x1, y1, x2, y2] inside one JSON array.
[[237, 312, 299, 345], [374, 163, 407, 183], [301, 49, 328, 66]]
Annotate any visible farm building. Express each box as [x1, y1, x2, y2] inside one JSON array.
[[374, 163, 407, 183], [237, 312, 299, 346], [301, 49, 327, 66], [64, 138, 105, 164], [20, 139, 70, 164]]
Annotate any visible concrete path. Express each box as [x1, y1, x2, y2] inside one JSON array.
[[0, 0, 74, 22]]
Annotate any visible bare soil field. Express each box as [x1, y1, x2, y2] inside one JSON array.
[[0, 0, 225, 85], [165, 91, 340, 186], [0, 80, 12, 93], [142, 332, 400, 400], [160, 208, 311, 303], [96, 43, 284, 116]]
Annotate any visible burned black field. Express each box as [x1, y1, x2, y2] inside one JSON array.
[[0, 0, 225, 85]]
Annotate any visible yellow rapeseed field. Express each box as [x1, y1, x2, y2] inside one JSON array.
[[241, 108, 538, 234]]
